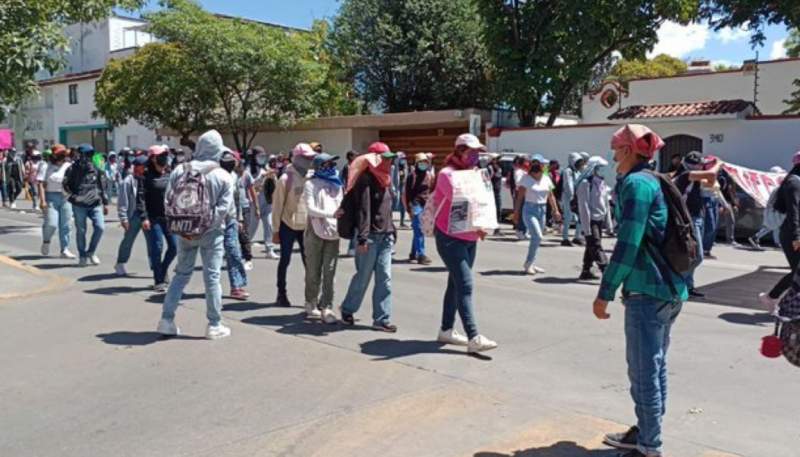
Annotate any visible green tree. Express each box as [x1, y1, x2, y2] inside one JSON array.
[[476, 0, 697, 126], [701, 1, 800, 44], [306, 20, 364, 117], [94, 42, 217, 147], [785, 29, 800, 58], [610, 54, 689, 82], [330, 0, 495, 113], [0, 0, 143, 117], [146, 0, 325, 151], [785, 80, 800, 114]]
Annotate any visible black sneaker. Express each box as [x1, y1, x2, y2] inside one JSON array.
[[579, 271, 599, 280], [341, 312, 355, 326], [689, 288, 705, 298], [372, 321, 398, 333], [603, 425, 639, 450], [561, 239, 573, 247], [418, 255, 433, 266], [572, 238, 585, 246], [408, 254, 418, 263], [276, 294, 292, 307]]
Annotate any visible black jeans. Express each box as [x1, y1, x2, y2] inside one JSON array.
[[277, 222, 306, 296], [582, 220, 608, 273], [769, 227, 800, 299]]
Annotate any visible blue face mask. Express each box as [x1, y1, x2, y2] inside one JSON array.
[[417, 163, 429, 172], [315, 165, 343, 187]]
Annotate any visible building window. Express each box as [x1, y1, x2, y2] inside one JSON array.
[[68, 84, 78, 105]]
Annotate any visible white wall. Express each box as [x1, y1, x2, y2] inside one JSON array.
[[62, 21, 110, 74], [108, 17, 153, 52], [489, 117, 800, 174], [583, 59, 800, 123], [350, 128, 380, 153]]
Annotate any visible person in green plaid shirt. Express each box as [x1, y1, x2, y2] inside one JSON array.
[[594, 124, 688, 457]]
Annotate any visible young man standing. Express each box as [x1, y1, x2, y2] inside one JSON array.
[[63, 144, 109, 266], [157, 130, 234, 340], [559, 152, 586, 246], [404, 153, 434, 265], [595, 124, 688, 457]]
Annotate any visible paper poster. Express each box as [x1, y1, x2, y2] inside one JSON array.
[[447, 169, 499, 233]]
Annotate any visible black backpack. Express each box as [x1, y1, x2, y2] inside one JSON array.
[[336, 188, 359, 240], [644, 170, 698, 275]]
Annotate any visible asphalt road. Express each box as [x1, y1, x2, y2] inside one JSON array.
[[0, 204, 797, 457]]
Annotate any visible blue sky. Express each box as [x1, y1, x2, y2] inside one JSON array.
[[134, 1, 793, 65]]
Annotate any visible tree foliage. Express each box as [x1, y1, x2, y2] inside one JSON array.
[[785, 80, 800, 114], [144, 0, 326, 151], [786, 29, 800, 58], [700, 0, 800, 45], [0, 0, 143, 116], [330, 0, 495, 113], [94, 42, 217, 145], [610, 54, 689, 82], [476, 0, 698, 126]]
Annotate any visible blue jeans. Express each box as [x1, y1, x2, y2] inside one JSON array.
[[686, 217, 704, 289], [277, 222, 306, 296], [42, 192, 72, 252], [145, 219, 177, 285], [435, 229, 478, 339], [623, 294, 682, 456], [523, 202, 546, 265], [116, 211, 150, 266], [252, 195, 274, 247], [162, 229, 225, 326], [561, 200, 582, 241], [702, 196, 719, 253], [73, 205, 105, 258], [224, 219, 247, 290], [28, 182, 39, 209], [410, 204, 425, 258], [341, 233, 393, 324]]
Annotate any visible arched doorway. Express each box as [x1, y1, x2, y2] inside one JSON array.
[[660, 134, 702, 172]]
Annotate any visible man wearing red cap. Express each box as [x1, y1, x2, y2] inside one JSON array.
[[339, 142, 398, 332]]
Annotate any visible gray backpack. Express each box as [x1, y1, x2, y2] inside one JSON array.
[[166, 164, 218, 238]]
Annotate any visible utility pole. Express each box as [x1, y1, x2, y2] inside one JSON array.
[[753, 51, 760, 107]]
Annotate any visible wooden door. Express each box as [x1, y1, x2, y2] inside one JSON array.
[[660, 134, 703, 172]]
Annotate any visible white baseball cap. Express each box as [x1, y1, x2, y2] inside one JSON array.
[[455, 133, 486, 151]]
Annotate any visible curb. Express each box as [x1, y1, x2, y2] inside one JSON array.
[[0, 255, 72, 301]]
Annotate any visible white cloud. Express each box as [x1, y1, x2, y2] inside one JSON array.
[[649, 22, 710, 58], [716, 25, 750, 44], [771, 38, 788, 60]]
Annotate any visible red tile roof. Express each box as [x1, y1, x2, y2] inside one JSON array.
[[608, 99, 759, 120]]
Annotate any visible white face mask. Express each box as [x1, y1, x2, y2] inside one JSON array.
[[256, 155, 267, 166]]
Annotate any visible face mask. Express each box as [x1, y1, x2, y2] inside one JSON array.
[[256, 155, 268, 166], [155, 154, 169, 167], [417, 163, 429, 172], [464, 150, 480, 168], [221, 161, 236, 173], [175, 154, 185, 164]]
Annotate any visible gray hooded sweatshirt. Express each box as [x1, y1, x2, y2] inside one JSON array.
[[167, 130, 234, 234], [560, 152, 583, 204]]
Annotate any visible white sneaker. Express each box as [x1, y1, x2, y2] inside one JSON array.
[[89, 255, 101, 266], [523, 263, 537, 275], [321, 308, 338, 324], [468, 335, 498, 353], [437, 328, 469, 346], [305, 302, 322, 319], [79, 257, 88, 267], [244, 260, 254, 271], [154, 283, 168, 293], [114, 263, 128, 277], [157, 318, 180, 336], [60, 249, 76, 259], [206, 323, 231, 340], [266, 250, 279, 260], [533, 265, 546, 274], [40, 242, 50, 256], [758, 292, 779, 312], [10, 203, 16, 209]]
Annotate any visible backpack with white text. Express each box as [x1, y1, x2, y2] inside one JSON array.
[[166, 164, 218, 238]]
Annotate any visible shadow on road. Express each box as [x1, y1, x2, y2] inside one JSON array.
[[34, 263, 85, 270], [533, 276, 596, 286], [11, 255, 49, 261], [95, 331, 205, 346], [85, 285, 153, 296], [474, 441, 617, 457], [410, 266, 448, 273], [0, 225, 38, 235], [78, 273, 149, 282], [480, 270, 527, 277], [695, 266, 786, 310], [223, 301, 278, 312], [241, 312, 372, 336], [145, 292, 204, 304], [718, 311, 775, 327], [360, 338, 474, 360]]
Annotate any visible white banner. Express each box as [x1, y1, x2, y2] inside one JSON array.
[[447, 169, 499, 233], [722, 163, 785, 208]]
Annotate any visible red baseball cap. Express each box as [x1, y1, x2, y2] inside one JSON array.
[[367, 142, 396, 158]]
